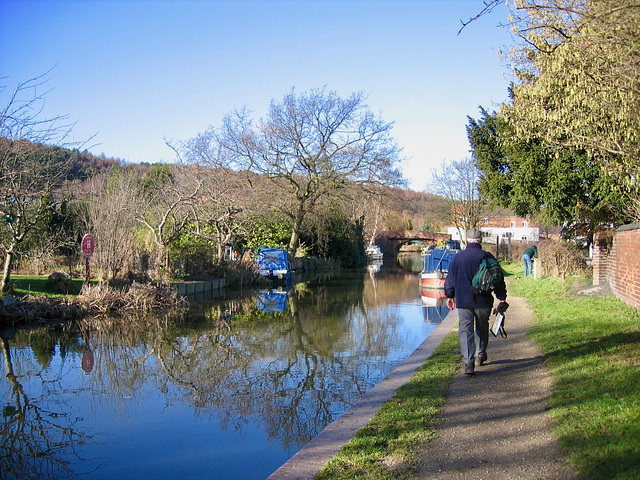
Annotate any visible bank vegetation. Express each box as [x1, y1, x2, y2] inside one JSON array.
[[4, 0, 639, 318], [1, 83, 452, 302]]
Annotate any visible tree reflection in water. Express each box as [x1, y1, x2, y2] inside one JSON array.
[[1, 333, 96, 479], [1, 267, 429, 479]]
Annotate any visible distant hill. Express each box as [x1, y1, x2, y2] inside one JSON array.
[[0, 137, 167, 182], [1, 137, 452, 233]]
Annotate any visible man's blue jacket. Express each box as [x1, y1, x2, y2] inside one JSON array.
[[444, 243, 507, 309]]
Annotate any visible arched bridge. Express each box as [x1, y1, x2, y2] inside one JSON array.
[[374, 230, 452, 255]]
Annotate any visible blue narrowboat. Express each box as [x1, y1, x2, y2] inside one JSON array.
[[256, 248, 292, 281], [420, 240, 461, 289]]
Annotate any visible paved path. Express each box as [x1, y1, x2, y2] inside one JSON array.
[[267, 295, 581, 480]]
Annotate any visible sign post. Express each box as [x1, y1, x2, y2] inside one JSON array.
[[81, 234, 95, 285]]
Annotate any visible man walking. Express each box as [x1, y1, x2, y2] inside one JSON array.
[[444, 228, 508, 376]]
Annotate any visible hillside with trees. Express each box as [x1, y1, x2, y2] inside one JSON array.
[[0, 140, 445, 286]]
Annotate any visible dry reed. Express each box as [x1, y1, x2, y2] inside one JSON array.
[[0, 281, 187, 325]]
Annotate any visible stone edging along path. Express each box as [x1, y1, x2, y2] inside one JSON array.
[[266, 309, 459, 480]]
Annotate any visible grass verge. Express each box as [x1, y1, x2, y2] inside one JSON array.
[[9, 274, 90, 297]]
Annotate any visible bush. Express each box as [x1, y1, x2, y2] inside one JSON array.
[[537, 239, 590, 279], [497, 239, 590, 279]]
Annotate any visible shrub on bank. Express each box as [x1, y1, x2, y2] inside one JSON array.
[[0, 278, 187, 325], [496, 239, 590, 279]]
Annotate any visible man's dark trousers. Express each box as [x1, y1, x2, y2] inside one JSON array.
[[457, 307, 491, 364]]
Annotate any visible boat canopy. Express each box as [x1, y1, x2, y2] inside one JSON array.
[[256, 248, 291, 276], [422, 245, 459, 273]]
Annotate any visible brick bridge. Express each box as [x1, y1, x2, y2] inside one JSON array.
[[374, 230, 452, 255]]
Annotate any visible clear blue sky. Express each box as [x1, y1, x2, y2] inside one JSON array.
[[1, 0, 513, 191]]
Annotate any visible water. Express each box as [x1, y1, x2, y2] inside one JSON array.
[[0, 256, 449, 480]]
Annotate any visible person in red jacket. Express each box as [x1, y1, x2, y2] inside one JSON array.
[[444, 228, 507, 376]]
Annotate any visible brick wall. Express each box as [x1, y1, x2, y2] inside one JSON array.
[[592, 230, 613, 286], [593, 224, 640, 311]]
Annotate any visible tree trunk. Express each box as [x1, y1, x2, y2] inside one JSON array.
[[1, 247, 15, 293], [369, 202, 381, 247], [288, 228, 300, 257], [288, 206, 305, 256]]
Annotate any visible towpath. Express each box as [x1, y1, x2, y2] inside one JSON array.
[[409, 294, 581, 479]]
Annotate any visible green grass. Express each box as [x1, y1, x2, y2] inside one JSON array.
[[8, 274, 92, 297], [506, 268, 640, 480], [318, 261, 640, 480]]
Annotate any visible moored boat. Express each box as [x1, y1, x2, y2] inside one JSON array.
[[256, 248, 293, 282], [419, 240, 461, 289], [365, 244, 383, 260]]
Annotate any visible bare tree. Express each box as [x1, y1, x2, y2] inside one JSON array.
[[221, 88, 404, 255], [0, 72, 83, 291], [84, 170, 137, 281], [132, 164, 201, 278], [168, 131, 262, 261], [338, 184, 386, 246], [458, 0, 504, 34], [428, 158, 486, 242]]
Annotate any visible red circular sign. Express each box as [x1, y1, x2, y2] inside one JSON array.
[[82, 234, 95, 258], [82, 350, 94, 373]]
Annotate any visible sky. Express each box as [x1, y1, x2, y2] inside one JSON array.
[[0, 0, 514, 191]]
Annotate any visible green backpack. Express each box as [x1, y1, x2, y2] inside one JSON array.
[[472, 255, 504, 295]]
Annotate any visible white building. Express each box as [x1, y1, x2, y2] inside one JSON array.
[[448, 216, 540, 243]]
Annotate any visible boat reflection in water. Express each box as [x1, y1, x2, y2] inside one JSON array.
[[257, 288, 289, 313], [421, 288, 450, 324], [367, 259, 382, 274]]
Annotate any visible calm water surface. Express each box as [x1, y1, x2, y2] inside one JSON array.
[[1, 256, 449, 480]]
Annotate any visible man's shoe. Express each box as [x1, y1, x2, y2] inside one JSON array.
[[464, 363, 475, 376], [476, 353, 488, 366]]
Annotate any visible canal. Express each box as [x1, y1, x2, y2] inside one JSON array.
[[0, 254, 450, 480]]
